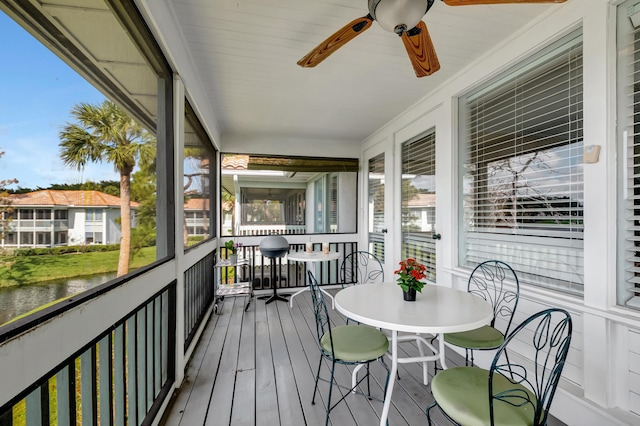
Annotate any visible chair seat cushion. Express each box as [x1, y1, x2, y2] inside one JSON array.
[[431, 366, 538, 426], [444, 325, 504, 349], [321, 325, 389, 362]]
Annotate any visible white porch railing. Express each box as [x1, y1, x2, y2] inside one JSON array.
[[236, 224, 306, 236]]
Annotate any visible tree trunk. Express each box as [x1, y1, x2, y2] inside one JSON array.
[[117, 171, 132, 277]]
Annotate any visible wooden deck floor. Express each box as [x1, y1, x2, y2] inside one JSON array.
[[161, 288, 566, 426]]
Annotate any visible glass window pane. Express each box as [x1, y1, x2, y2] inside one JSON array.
[[0, 1, 172, 325], [183, 101, 215, 249], [401, 129, 436, 281], [368, 153, 385, 260], [221, 154, 358, 236]]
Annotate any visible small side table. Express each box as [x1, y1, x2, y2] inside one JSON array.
[[287, 251, 341, 308], [214, 257, 253, 314]]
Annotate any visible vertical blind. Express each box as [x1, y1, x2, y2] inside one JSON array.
[[459, 29, 584, 294], [618, 2, 640, 308], [401, 129, 437, 281]]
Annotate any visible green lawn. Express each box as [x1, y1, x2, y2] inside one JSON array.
[[0, 247, 156, 288]]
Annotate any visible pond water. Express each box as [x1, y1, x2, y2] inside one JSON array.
[[0, 273, 116, 325]]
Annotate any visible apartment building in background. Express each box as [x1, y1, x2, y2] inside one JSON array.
[[1, 190, 138, 247]]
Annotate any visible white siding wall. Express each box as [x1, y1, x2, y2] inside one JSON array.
[[628, 329, 640, 416], [67, 208, 85, 245], [105, 209, 121, 244]]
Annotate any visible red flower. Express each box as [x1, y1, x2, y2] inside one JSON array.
[[395, 258, 427, 293]]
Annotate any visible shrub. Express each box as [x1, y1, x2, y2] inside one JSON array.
[[13, 244, 121, 256]]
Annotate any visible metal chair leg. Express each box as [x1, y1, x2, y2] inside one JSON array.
[[312, 357, 322, 404], [425, 401, 437, 425], [366, 363, 371, 398], [431, 334, 442, 373], [325, 361, 336, 426]]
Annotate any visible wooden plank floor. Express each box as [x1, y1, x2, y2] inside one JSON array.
[[161, 289, 567, 426]]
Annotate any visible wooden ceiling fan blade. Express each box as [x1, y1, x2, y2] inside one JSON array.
[[297, 16, 373, 68], [401, 21, 440, 78], [444, 0, 566, 5]]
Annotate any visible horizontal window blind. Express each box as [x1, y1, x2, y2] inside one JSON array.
[[402, 129, 436, 281], [618, 1, 640, 308], [329, 174, 338, 232], [459, 29, 584, 295], [368, 153, 385, 261]]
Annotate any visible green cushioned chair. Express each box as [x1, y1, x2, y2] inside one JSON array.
[[426, 308, 573, 426], [308, 270, 390, 426], [442, 260, 520, 368]]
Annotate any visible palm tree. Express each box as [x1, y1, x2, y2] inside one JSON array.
[[59, 100, 155, 276], [0, 151, 18, 240]]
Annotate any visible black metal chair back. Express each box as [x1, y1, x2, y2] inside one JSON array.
[[468, 260, 520, 334], [489, 308, 572, 425], [308, 270, 333, 356], [340, 250, 384, 286], [427, 308, 572, 426]]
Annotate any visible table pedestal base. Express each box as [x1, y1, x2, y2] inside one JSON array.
[[289, 286, 334, 308], [258, 257, 290, 304], [378, 331, 446, 426], [258, 292, 289, 304]]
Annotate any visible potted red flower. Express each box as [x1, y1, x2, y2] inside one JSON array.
[[395, 258, 427, 301]]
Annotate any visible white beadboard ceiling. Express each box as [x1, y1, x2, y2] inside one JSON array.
[[168, 0, 561, 144]]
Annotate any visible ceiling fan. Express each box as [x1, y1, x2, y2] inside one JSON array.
[[297, 0, 568, 78]]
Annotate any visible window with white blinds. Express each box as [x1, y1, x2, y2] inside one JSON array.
[[617, 1, 640, 309], [329, 174, 338, 232], [401, 129, 436, 282], [368, 154, 385, 261], [459, 28, 584, 295], [312, 173, 339, 233]]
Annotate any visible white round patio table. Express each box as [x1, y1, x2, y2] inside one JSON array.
[[334, 283, 493, 426], [287, 250, 341, 308]]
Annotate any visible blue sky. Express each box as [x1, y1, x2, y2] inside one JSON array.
[[0, 11, 117, 190]]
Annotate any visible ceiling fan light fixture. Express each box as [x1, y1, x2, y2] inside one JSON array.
[[299, 0, 563, 77], [370, 0, 430, 34]]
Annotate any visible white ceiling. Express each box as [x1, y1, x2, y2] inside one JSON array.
[[167, 0, 562, 145]]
